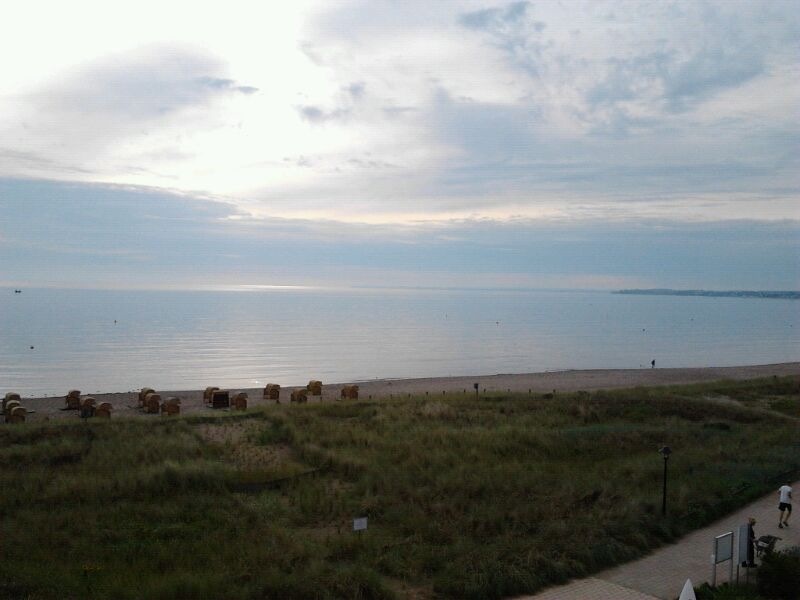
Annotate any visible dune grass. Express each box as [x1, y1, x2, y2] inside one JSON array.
[[0, 377, 798, 599], [663, 376, 800, 418]]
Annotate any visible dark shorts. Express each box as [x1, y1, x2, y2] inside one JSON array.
[[779, 502, 792, 512]]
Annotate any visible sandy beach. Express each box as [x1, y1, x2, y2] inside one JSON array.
[[11, 362, 800, 421]]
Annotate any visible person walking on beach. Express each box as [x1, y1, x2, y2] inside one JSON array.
[[651, 359, 655, 368], [778, 482, 792, 528]]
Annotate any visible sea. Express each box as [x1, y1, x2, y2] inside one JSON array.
[[1, 286, 798, 397]]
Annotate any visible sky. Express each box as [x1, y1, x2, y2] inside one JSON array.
[[0, 0, 798, 290]]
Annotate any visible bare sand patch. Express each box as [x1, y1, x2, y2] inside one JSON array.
[[194, 420, 291, 470]]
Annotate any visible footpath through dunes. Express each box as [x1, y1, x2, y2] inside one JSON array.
[[520, 375, 800, 600], [520, 479, 800, 600], [14, 362, 800, 421]]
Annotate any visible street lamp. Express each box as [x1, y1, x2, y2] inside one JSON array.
[[659, 446, 672, 516]]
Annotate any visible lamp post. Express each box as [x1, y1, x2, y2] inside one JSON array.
[[659, 446, 672, 516]]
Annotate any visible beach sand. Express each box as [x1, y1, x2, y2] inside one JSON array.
[[12, 362, 800, 421]]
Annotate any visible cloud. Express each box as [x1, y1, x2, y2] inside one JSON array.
[[0, 45, 258, 177], [459, 1, 533, 30], [458, 1, 550, 79], [0, 148, 94, 176], [586, 42, 765, 120], [276, 0, 793, 220], [345, 82, 365, 99], [297, 104, 350, 123], [663, 46, 764, 110], [33, 46, 256, 120], [2, 179, 798, 290], [0, 1, 796, 226], [296, 81, 366, 123], [195, 77, 259, 95], [431, 90, 539, 159], [454, 0, 791, 130]]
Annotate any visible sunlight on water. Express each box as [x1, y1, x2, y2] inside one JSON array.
[[1, 287, 797, 396]]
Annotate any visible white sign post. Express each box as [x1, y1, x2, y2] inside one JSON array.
[[711, 532, 734, 587], [353, 517, 368, 532]]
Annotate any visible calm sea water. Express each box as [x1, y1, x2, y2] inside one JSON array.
[[1, 287, 798, 397]]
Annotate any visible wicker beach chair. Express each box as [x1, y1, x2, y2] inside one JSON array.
[[232, 392, 248, 411], [340, 385, 359, 400], [291, 388, 308, 403], [138, 388, 155, 407], [3, 392, 21, 412], [211, 390, 230, 409], [4, 400, 21, 422], [144, 393, 161, 414], [7, 406, 26, 424], [203, 387, 220, 405], [65, 390, 81, 410], [264, 384, 281, 402], [80, 397, 96, 418], [307, 380, 322, 396], [160, 396, 180, 415], [161, 397, 181, 416]]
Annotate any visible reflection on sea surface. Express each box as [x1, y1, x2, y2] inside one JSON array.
[[1, 287, 797, 396]]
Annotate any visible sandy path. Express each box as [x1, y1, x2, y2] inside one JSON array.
[[9, 362, 800, 421]]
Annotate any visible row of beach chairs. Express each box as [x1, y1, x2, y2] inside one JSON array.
[[201, 387, 248, 410], [193, 380, 359, 409], [2, 380, 363, 425], [138, 388, 182, 415], [262, 381, 359, 402], [64, 390, 112, 417]]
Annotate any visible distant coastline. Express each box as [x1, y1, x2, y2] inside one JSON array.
[[615, 289, 800, 300]]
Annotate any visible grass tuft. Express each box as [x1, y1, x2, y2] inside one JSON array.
[[0, 377, 798, 598]]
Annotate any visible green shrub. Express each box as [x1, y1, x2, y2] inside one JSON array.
[[255, 419, 294, 445], [695, 582, 762, 599], [757, 546, 800, 599]]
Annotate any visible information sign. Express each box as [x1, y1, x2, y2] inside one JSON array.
[[714, 532, 733, 563]]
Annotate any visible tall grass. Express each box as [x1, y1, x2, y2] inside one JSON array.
[[0, 378, 798, 599]]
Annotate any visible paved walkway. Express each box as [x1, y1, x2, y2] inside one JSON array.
[[529, 578, 659, 599], [519, 481, 799, 600]]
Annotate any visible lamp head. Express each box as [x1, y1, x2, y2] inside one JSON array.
[[659, 446, 672, 459]]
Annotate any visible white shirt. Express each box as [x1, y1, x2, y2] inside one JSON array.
[[779, 485, 792, 504]]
